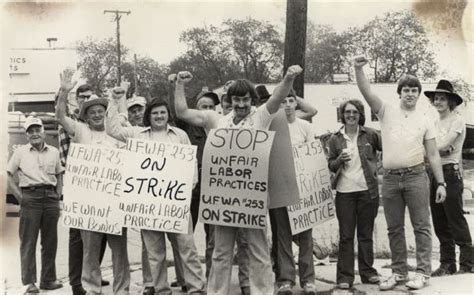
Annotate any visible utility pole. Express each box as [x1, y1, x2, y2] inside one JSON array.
[[134, 53, 139, 96], [283, 0, 307, 98], [104, 9, 130, 85]]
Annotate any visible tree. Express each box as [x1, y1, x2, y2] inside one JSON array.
[[76, 37, 128, 96], [305, 23, 352, 83], [222, 17, 284, 83], [121, 56, 169, 100], [352, 10, 438, 82]]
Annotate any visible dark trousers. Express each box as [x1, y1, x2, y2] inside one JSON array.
[[68, 228, 107, 287], [19, 187, 60, 285], [430, 164, 473, 268], [269, 206, 315, 287], [335, 190, 379, 284]]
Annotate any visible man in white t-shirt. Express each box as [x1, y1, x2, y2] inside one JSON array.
[[173, 65, 303, 294], [354, 56, 446, 291], [269, 90, 317, 295], [56, 74, 130, 295], [425, 80, 473, 276]]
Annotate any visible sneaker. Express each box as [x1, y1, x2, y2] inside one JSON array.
[[379, 274, 407, 291], [277, 283, 293, 295], [405, 273, 429, 290], [367, 275, 380, 284], [432, 264, 456, 276], [143, 286, 155, 295], [303, 282, 317, 295], [72, 285, 87, 295], [337, 282, 351, 289]]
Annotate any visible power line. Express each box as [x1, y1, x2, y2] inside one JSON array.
[[104, 9, 131, 85]]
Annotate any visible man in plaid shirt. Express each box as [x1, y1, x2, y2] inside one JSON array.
[[56, 84, 109, 295]]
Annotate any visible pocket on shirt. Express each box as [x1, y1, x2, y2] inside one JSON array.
[[45, 164, 57, 175]]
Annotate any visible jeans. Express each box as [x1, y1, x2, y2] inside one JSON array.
[[81, 230, 130, 294], [19, 187, 60, 285], [430, 164, 473, 268], [141, 232, 153, 287], [141, 229, 205, 294], [269, 207, 315, 287], [69, 228, 107, 287], [382, 165, 432, 276], [335, 191, 379, 284], [208, 225, 273, 295]]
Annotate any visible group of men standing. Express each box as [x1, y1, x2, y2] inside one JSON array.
[[6, 55, 473, 295]]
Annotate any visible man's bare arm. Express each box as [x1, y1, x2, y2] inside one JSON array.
[[266, 65, 303, 114], [354, 56, 383, 114]]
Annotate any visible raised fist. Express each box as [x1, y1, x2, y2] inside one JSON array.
[[176, 71, 193, 84], [286, 65, 303, 79], [59, 67, 78, 92], [353, 55, 369, 68], [168, 74, 177, 83], [111, 86, 126, 101]]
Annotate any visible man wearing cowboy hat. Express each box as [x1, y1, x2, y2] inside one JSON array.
[[354, 56, 446, 290], [425, 80, 473, 276], [7, 117, 65, 294], [56, 72, 130, 295]]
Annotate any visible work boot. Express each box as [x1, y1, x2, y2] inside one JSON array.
[[431, 264, 456, 277]]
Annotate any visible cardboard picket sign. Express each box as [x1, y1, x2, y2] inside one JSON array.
[[287, 140, 336, 234], [120, 138, 197, 234], [199, 128, 275, 229], [267, 110, 300, 208], [61, 143, 125, 235]]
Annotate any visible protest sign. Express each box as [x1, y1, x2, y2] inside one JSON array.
[[121, 138, 197, 234], [287, 140, 335, 235], [268, 110, 300, 208], [61, 143, 125, 235], [199, 128, 275, 229]]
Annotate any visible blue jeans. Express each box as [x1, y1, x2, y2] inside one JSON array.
[[269, 207, 315, 287], [335, 191, 379, 284], [19, 186, 60, 285], [430, 164, 473, 269], [208, 225, 273, 295], [382, 165, 432, 276]]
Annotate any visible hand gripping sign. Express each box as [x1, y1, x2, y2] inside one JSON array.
[[199, 128, 275, 229], [61, 143, 125, 235], [120, 138, 197, 234], [287, 140, 336, 235]]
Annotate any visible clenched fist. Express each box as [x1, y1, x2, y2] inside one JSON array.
[[285, 65, 303, 79], [353, 55, 369, 68], [176, 71, 193, 84]]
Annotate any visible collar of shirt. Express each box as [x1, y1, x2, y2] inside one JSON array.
[[227, 106, 257, 127], [139, 124, 179, 136], [28, 143, 49, 152], [337, 125, 366, 136]]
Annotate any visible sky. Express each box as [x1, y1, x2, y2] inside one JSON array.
[[1, 0, 472, 82]]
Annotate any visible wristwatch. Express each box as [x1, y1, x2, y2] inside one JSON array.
[[437, 182, 447, 188]]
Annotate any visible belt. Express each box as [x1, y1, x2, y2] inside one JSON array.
[[21, 184, 56, 191], [386, 163, 425, 175]]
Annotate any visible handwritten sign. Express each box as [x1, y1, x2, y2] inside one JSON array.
[[62, 143, 125, 235], [121, 138, 197, 234], [287, 140, 335, 234], [199, 128, 275, 229]]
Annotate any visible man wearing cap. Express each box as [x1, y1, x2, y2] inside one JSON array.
[[425, 80, 473, 276], [354, 56, 446, 290], [56, 83, 110, 295], [56, 74, 130, 295], [7, 117, 64, 294], [127, 96, 147, 127]]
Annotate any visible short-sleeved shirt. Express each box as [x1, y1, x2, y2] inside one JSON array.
[[377, 103, 436, 169], [288, 117, 315, 145], [217, 105, 275, 130], [7, 143, 64, 187], [71, 120, 121, 148], [436, 113, 466, 165]]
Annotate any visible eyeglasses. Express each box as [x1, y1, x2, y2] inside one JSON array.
[[344, 110, 359, 115], [77, 95, 91, 99]]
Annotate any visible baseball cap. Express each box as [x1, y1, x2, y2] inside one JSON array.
[[127, 96, 147, 110], [24, 116, 43, 131]]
